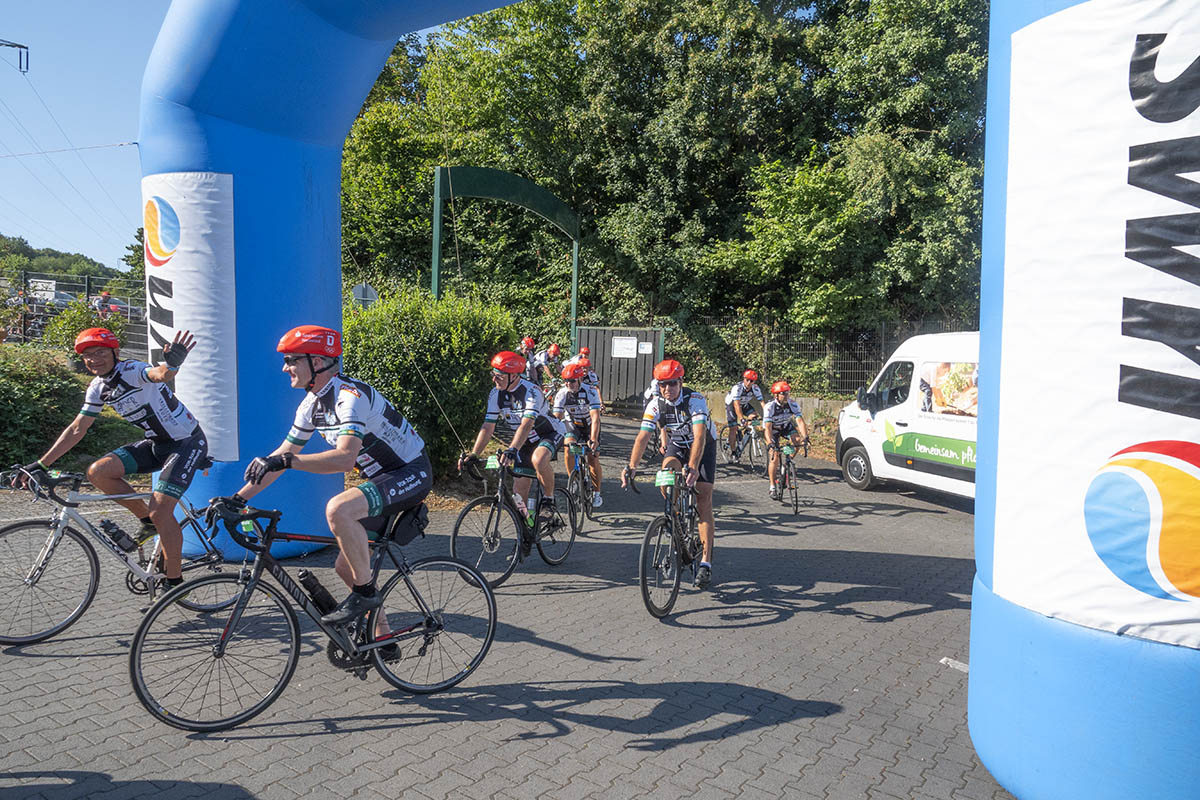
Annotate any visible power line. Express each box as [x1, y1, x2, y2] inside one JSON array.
[[21, 73, 140, 231], [0, 141, 136, 159]]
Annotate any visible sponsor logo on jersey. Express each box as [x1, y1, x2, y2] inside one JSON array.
[[340, 386, 361, 398]]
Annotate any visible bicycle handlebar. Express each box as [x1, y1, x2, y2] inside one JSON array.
[[205, 499, 282, 552], [2, 466, 84, 506]]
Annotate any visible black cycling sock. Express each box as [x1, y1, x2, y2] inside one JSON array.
[[165, 576, 184, 587], [353, 582, 376, 598], [139, 516, 154, 526]]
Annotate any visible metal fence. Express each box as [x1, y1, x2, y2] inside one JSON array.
[[666, 316, 977, 395], [1, 271, 149, 360]]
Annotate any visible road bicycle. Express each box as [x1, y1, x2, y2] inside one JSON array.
[[564, 441, 600, 533], [626, 468, 703, 618], [451, 455, 577, 589], [718, 419, 765, 474], [129, 498, 497, 732], [0, 465, 234, 645], [770, 439, 810, 515]]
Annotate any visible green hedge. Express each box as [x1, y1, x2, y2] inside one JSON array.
[[0, 344, 141, 469], [342, 288, 516, 476]]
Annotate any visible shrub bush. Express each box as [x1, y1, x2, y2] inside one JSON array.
[[342, 288, 517, 476], [41, 300, 127, 359]]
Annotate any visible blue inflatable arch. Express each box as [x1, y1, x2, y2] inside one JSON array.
[[138, 0, 511, 555]]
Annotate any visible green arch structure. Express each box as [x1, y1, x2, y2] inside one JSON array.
[[431, 166, 582, 347]]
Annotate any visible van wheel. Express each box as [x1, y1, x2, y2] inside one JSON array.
[[842, 446, 875, 490]]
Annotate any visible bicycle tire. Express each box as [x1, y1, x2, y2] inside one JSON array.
[[566, 472, 586, 533], [537, 488, 577, 565], [718, 427, 734, 465], [370, 557, 497, 694], [639, 516, 681, 618], [580, 470, 598, 522], [789, 462, 800, 515], [751, 434, 767, 475], [129, 574, 300, 732], [0, 521, 99, 645], [165, 527, 236, 612], [450, 496, 522, 589]]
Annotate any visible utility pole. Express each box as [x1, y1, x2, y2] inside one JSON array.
[[0, 40, 29, 73]]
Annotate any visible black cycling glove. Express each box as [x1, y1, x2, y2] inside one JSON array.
[[162, 341, 189, 369], [244, 452, 293, 484]]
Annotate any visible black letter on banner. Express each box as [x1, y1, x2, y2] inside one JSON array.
[[1125, 213, 1200, 288], [1119, 366, 1200, 421], [1129, 136, 1200, 210], [1130, 34, 1200, 123], [146, 275, 173, 364], [1122, 297, 1200, 368]]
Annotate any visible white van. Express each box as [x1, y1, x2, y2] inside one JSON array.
[[835, 332, 979, 498]]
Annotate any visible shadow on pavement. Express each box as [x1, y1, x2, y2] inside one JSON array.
[[0, 772, 255, 799], [215, 679, 840, 748]]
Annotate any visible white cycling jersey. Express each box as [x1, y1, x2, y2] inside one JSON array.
[[485, 378, 566, 442], [725, 382, 763, 408], [81, 360, 198, 441], [553, 383, 602, 425], [286, 375, 425, 477], [640, 387, 717, 446], [763, 398, 803, 428]]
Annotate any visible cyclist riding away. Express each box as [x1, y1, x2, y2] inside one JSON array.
[[228, 325, 432, 627], [20, 327, 201, 585], [459, 350, 567, 555], [518, 336, 539, 384], [620, 359, 718, 588], [763, 381, 810, 500], [725, 369, 764, 455], [532, 342, 562, 385], [553, 362, 604, 508]]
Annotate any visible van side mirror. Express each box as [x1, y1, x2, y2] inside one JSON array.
[[856, 386, 878, 416]]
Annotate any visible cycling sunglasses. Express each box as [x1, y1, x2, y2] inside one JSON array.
[[282, 355, 307, 366], [659, 379, 681, 388]]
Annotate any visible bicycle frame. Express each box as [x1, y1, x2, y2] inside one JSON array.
[[215, 526, 433, 660]]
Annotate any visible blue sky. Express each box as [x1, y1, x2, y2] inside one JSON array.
[[0, 3, 172, 270]]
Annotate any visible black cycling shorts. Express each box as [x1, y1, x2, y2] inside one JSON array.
[[768, 421, 797, 441], [112, 427, 208, 499], [512, 432, 564, 477], [663, 435, 717, 485], [725, 402, 754, 425], [357, 449, 433, 524], [564, 421, 592, 444]]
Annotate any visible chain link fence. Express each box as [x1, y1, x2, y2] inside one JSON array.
[[1, 271, 148, 360]]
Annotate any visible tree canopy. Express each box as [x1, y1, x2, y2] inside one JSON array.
[[347, 0, 987, 338]]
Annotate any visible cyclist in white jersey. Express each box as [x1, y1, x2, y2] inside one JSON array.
[[518, 336, 540, 384], [20, 327, 200, 584], [576, 357, 605, 408], [620, 359, 718, 588], [763, 380, 810, 499], [724, 369, 764, 454], [532, 343, 562, 385], [459, 350, 566, 554], [227, 325, 432, 627], [553, 362, 604, 508]]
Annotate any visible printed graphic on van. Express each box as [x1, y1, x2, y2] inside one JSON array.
[[882, 421, 976, 483], [919, 361, 978, 417]]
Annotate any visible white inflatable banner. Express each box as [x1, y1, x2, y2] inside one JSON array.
[[994, 1, 1200, 647], [141, 172, 239, 462]]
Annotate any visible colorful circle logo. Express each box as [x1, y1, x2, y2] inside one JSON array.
[[1084, 440, 1200, 601], [143, 196, 180, 267]]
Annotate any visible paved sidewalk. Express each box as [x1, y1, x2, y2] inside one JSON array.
[[0, 418, 1011, 799]]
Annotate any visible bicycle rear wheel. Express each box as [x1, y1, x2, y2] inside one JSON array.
[[450, 497, 522, 589], [537, 488, 577, 565], [0, 521, 99, 645], [789, 462, 800, 514], [370, 557, 497, 694], [566, 472, 587, 533], [718, 427, 734, 464], [129, 574, 300, 732], [639, 516, 681, 618]]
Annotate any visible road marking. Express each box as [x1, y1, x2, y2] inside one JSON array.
[[939, 657, 969, 673]]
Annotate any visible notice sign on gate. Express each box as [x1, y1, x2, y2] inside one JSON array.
[[611, 336, 638, 358]]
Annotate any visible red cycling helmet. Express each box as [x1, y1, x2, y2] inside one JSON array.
[[277, 325, 342, 357], [771, 380, 792, 394], [548, 343, 560, 357], [491, 351, 527, 374], [653, 359, 685, 381], [580, 346, 590, 356], [521, 336, 536, 350], [578, 358, 592, 370], [74, 327, 120, 353], [562, 362, 587, 380], [743, 369, 759, 381]]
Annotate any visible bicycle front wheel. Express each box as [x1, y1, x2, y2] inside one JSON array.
[[0, 521, 99, 645], [370, 557, 497, 694], [537, 488, 577, 565], [789, 463, 800, 514], [450, 497, 522, 589], [639, 516, 681, 618], [566, 472, 587, 533], [129, 574, 300, 732]]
